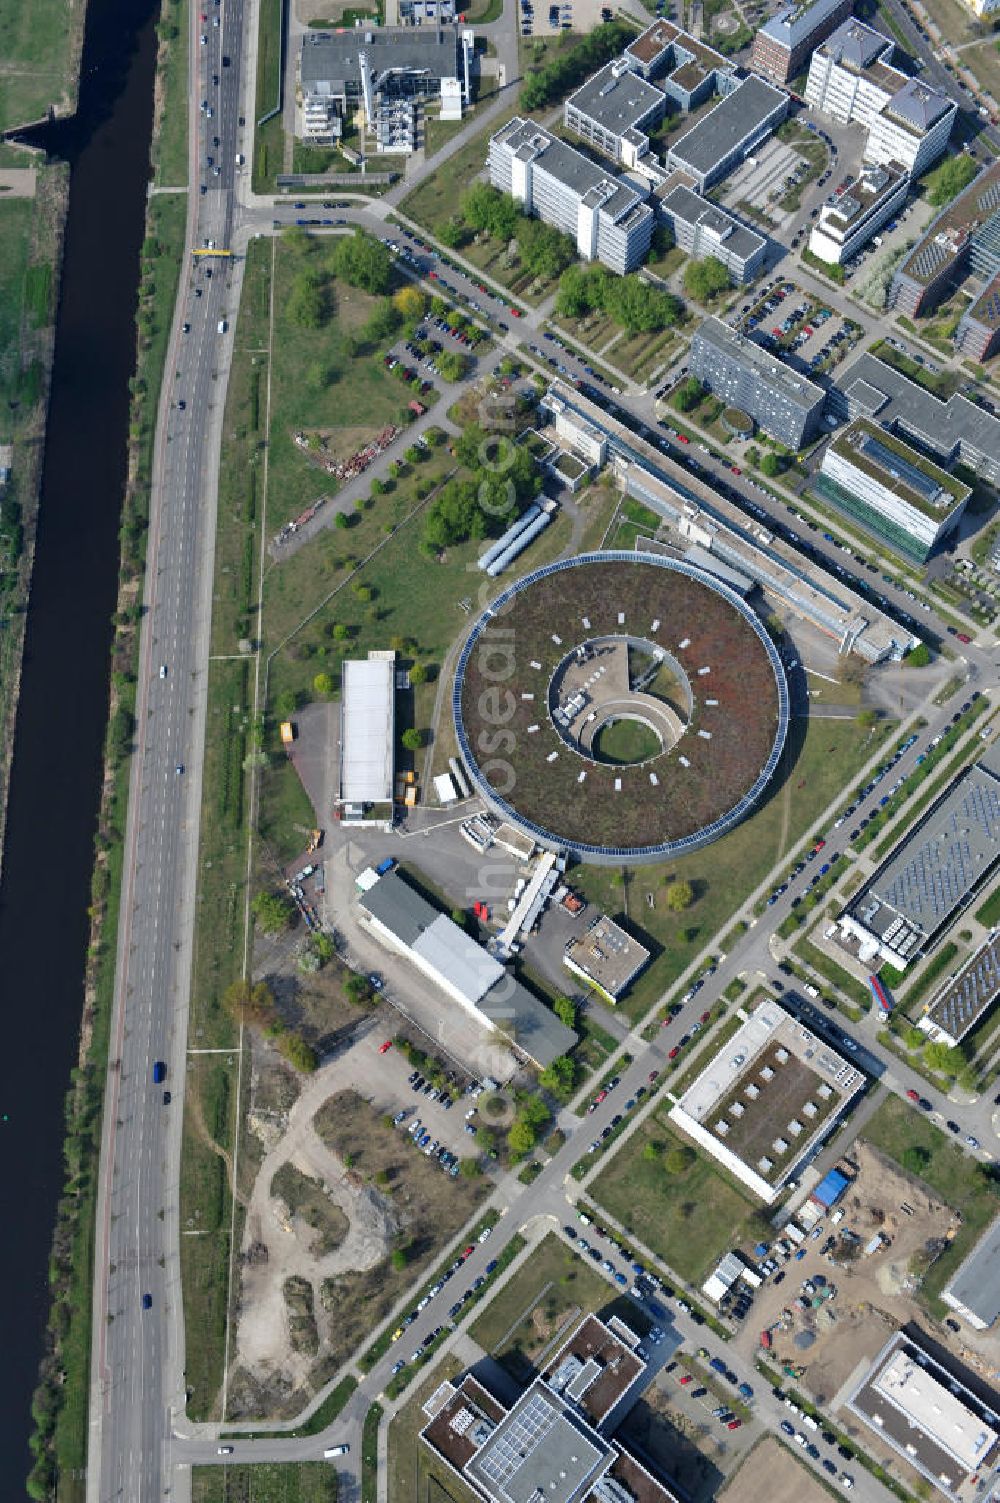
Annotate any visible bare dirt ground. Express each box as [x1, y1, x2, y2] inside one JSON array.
[[731, 1142, 959, 1406], [716, 1437, 831, 1503], [228, 1025, 489, 1417]]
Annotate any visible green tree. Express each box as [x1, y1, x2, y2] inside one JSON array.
[[664, 1144, 695, 1174], [345, 973, 374, 1005], [287, 268, 329, 328], [438, 217, 467, 249], [923, 1040, 963, 1076], [312, 933, 335, 964], [305, 359, 335, 391], [391, 1246, 409, 1271], [664, 879, 694, 911], [507, 1118, 537, 1158], [408, 662, 428, 686], [435, 350, 469, 382], [673, 376, 703, 413], [683, 255, 731, 304], [331, 228, 392, 294], [402, 727, 426, 751], [451, 907, 467, 928], [905, 643, 931, 667], [901, 1145, 931, 1175], [462, 182, 519, 241], [554, 995, 577, 1028], [642, 1142, 661, 1162], [760, 452, 782, 478], [539, 1056, 577, 1100], [856, 707, 878, 730], [251, 890, 294, 934], [277, 1033, 319, 1072], [224, 977, 278, 1027], [332, 622, 350, 641], [313, 671, 335, 696], [517, 216, 576, 280]]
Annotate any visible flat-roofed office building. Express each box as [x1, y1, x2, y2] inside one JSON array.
[[816, 416, 969, 562], [659, 183, 766, 282], [808, 159, 908, 266], [846, 1332, 1000, 1501], [489, 117, 655, 273], [666, 75, 788, 191], [624, 19, 735, 108], [943, 1213, 1000, 1330], [564, 60, 666, 171], [690, 315, 825, 448], [830, 351, 1000, 485], [891, 160, 1000, 317]]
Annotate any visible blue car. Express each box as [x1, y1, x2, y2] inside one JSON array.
[[614, 1272, 628, 1286]]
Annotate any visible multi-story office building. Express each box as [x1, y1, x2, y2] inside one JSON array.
[[805, 19, 955, 176], [690, 316, 825, 447], [563, 60, 666, 171], [890, 159, 1000, 315], [805, 19, 899, 126], [956, 279, 1000, 361], [831, 352, 1000, 485], [623, 19, 736, 109], [666, 75, 788, 191], [488, 117, 655, 273], [750, 0, 853, 84], [300, 26, 474, 146], [808, 159, 908, 264], [659, 183, 766, 282], [816, 417, 969, 562]]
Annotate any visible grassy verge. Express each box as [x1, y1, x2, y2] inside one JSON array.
[[0, 169, 66, 865], [898, 941, 959, 1013], [863, 1094, 1000, 1312], [793, 937, 871, 1010], [27, 181, 187, 1503], [388, 1357, 481, 1503], [589, 1108, 759, 1284], [361, 1403, 382, 1503], [252, 0, 284, 194], [151, 0, 188, 187], [192, 1464, 339, 1501], [976, 885, 1000, 927], [224, 1376, 358, 1441]]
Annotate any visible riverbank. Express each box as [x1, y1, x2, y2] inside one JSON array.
[[0, 154, 68, 881], [22, 5, 189, 1495]]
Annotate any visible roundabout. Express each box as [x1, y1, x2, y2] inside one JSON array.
[[453, 552, 789, 864]]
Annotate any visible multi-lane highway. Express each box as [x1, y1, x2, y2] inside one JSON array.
[[85, 0, 250, 1498]]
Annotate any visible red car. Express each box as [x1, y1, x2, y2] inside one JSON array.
[[461, 1245, 474, 1260], [648, 1069, 659, 1082], [906, 1088, 920, 1103], [700, 1010, 711, 1023], [678, 1374, 693, 1386], [668, 1046, 680, 1060], [727, 1419, 742, 1431], [510, 307, 522, 318], [957, 632, 972, 644], [428, 270, 438, 279], [677, 433, 689, 444], [378, 1039, 393, 1055], [731, 465, 741, 476]]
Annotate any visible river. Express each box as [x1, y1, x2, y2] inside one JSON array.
[[0, 0, 158, 1481]]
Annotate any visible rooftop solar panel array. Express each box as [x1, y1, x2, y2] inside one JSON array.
[[878, 776, 1000, 932], [477, 1392, 559, 1490], [929, 935, 1000, 1041]]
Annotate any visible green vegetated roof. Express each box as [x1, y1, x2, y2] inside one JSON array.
[[830, 418, 970, 518], [457, 555, 782, 854]]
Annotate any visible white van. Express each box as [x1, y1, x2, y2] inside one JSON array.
[[324, 1444, 350, 1458], [218, 318, 227, 334], [803, 1414, 819, 1432]]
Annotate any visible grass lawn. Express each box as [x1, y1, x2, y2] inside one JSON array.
[[388, 1356, 483, 1503], [400, 122, 494, 234], [468, 1231, 642, 1378], [863, 1094, 1000, 1311], [590, 1110, 758, 1283], [965, 38, 1000, 103], [192, 1464, 338, 1501], [919, 0, 984, 43], [253, 0, 284, 192], [152, 0, 188, 186], [0, 0, 82, 129], [572, 715, 893, 1022], [0, 196, 35, 408]]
